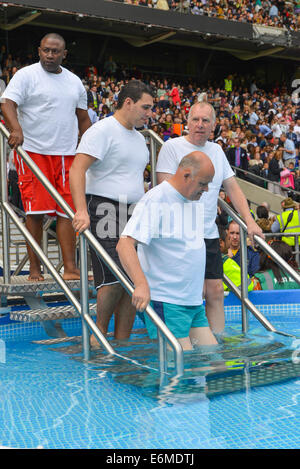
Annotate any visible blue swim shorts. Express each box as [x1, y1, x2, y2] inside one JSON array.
[[145, 300, 209, 339]]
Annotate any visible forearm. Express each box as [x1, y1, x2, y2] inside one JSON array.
[[76, 108, 92, 137], [1, 100, 21, 131], [69, 164, 87, 213], [1, 100, 23, 148], [117, 237, 148, 288], [117, 236, 150, 311], [69, 153, 96, 232]]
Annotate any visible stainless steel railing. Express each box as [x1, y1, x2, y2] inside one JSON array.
[[142, 128, 300, 338], [0, 123, 184, 376], [219, 198, 300, 337]]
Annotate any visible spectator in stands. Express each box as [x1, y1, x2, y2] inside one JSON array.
[[1, 33, 91, 282], [216, 188, 229, 229], [256, 205, 273, 233], [219, 227, 254, 293], [279, 133, 297, 168], [87, 84, 100, 111], [252, 240, 299, 290], [226, 137, 248, 178], [87, 101, 98, 125], [271, 197, 300, 247], [227, 220, 260, 277], [268, 149, 285, 195]]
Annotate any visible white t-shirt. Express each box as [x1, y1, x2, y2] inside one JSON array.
[[1, 62, 87, 155], [294, 124, 300, 142], [76, 116, 149, 204], [122, 181, 206, 305], [156, 137, 234, 238]]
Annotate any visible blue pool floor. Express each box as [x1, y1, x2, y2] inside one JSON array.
[[0, 301, 300, 449]]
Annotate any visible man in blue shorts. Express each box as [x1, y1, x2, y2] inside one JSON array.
[[116, 151, 217, 350], [156, 101, 264, 333]]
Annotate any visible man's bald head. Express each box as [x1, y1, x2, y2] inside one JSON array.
[[178, 150, 214, 178], [170, 151, 215, 201]]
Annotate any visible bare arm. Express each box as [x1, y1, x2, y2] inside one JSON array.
[[69, 152, 96, 232], [223, 176, 264, 244], [76, 108, 92, 137], [1, 98, 23, 148], [156, 172, 173, 184], [116, 236, 150, 311]]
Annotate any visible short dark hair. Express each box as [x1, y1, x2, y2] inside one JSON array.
[[40, 33, 66, 49], [116, 80, 153, 110], [256, 205, 269, 219]]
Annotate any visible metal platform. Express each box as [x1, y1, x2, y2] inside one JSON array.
[[0, 274, 93, 295], [10, 302, 97, 322]]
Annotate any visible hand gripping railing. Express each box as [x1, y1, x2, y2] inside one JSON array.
[[0, 123, 184, 376]]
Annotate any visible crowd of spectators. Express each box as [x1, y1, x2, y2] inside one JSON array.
[[1, 43, 299, 291], [82, 61, 300, 200], [120, 0, 300, 31], [1, 44, 300, 200]]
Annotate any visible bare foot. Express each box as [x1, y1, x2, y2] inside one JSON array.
[[63, 269, 93, 281], [90, 334, 101, 348], [27, 272, 44, 282]]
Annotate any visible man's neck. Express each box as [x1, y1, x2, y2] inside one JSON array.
[[113, 111, 133, 130], [184, 135, 205, 147]]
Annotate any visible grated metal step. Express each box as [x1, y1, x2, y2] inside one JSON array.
[[10, 302, 97, 322], [0, 274, 93, 295]]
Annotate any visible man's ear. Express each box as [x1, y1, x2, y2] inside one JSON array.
[[183, 169, 192, 181]]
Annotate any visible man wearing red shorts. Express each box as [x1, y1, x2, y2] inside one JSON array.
[[1, 33, 91, 281]]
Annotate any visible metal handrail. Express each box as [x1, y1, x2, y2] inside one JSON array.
[[219, 198, 300, 285], [219, 198, 300, 338], [0, 123, 184, 376], [231, 164, 300, 199], [141, 129, 164, 187]]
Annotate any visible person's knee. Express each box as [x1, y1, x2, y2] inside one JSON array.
[[205, 279, 224, 302]]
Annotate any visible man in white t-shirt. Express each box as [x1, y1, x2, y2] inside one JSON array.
[[70, 80, 154, 344], [116, 151, 217, 351], [156, 102, 264, 334], [1, 33, 91, 282]]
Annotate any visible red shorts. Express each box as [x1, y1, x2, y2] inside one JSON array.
[[14, 151, 75, 217]]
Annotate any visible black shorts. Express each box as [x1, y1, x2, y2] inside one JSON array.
[[204, 238, 223, 280], [87, 194, 133, 289]]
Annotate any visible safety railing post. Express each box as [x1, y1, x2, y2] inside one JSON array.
[[158, 329, 168, 375], [150, 137, 157, 187], [0, 134, 10, 284], [240, 228, 249, 333], [79, 235, 90, 361]]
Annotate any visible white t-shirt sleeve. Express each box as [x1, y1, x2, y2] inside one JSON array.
[[156, 141, 179, 174], [122, 196, 160, 245], [1, 68, 28, 105], [76, 81, 88, 110], [76, 122, 110, 161]]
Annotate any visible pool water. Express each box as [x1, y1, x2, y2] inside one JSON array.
[[0, 308, 300, 449]]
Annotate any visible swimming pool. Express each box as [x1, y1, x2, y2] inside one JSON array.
[[0, 292, 300, 450]]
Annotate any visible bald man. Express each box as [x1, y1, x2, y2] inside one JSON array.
[[156, 101, 263, 333], [117, 151, 217, 351]]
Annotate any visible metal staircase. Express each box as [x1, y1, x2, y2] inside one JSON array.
[[0, 206, 95, 331], [1, 125, 299, 379]]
